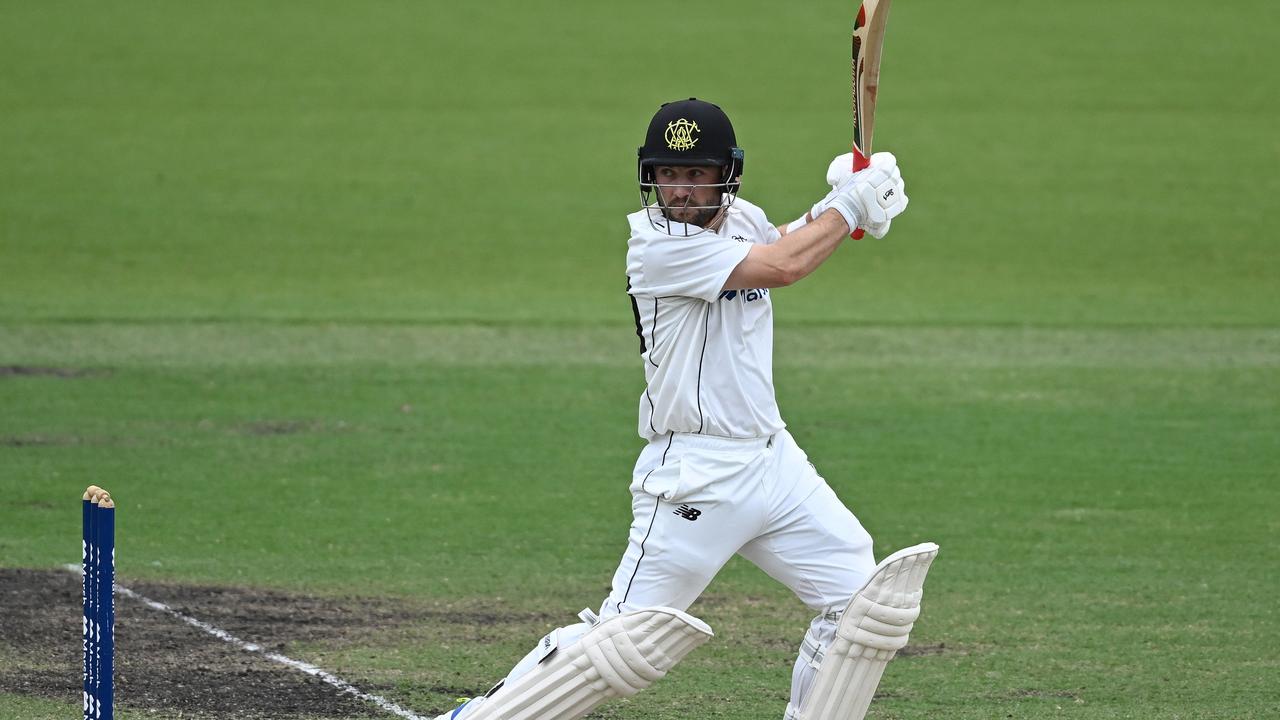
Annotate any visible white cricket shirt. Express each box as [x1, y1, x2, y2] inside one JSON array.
[[625, 197, 787, 440]]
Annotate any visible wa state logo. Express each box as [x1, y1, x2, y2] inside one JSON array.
[[665, 119, 700, 151]]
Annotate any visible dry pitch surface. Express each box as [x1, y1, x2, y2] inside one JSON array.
[[1, 568, 547, 718]]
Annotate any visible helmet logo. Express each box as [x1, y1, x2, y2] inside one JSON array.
[[664, 119, 700, 151]]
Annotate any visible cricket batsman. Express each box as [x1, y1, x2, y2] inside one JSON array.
[[437, 98, 938, 720]]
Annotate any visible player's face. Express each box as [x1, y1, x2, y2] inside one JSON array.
[[653, 165, 724, 227]]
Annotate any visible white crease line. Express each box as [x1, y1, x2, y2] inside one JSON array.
[[63, 564, 429, 720]]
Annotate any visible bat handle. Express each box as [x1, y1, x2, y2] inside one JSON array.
[[849, 147, 870, 240]]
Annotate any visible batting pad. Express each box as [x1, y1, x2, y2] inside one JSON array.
[[463, 607, 713, 720], [792, 542, 939, 720]]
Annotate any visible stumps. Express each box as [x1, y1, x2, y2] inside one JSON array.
[[82, 485, 115, 720]]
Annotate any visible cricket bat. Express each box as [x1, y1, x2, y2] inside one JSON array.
[[849, 0, 893, 239]]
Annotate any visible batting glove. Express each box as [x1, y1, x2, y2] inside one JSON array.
[[811, 157, 908, 236], [825, 151, 899, 189], [862, 218, 893, 239], [826, 152, 858, 188]]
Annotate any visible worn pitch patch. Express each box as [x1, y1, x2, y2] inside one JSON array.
[[0, 567, 431, 718], [67, 565, 430, 720]]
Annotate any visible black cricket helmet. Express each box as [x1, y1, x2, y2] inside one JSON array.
[[637, 99, 744, 234], [638, 98, 744, 193]]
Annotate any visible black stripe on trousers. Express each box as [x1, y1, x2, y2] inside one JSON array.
[[621, 433, 675, 606]]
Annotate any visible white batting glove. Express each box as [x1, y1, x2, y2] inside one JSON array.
[[825, 151, 899, 189], [863, 153, 904, 239], [811, 157, 908, 236], [826, 152, 857, 188], [862, 218, 892, 239]]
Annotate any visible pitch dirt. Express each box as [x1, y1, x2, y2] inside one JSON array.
[[0, 567, 514, 719], [2, 568, 953, 718]]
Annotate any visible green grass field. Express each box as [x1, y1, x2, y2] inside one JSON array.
[[2, 1, 1277, 718]]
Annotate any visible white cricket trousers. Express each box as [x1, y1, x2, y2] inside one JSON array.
[[601, 429, 875, 616], [455, 430, 878, 720]]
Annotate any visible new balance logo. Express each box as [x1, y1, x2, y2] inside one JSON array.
[[673, 504, 702, 521]]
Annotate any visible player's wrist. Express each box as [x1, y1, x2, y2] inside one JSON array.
[[785, 212, 812, 234], [810, 194, 862, 235]]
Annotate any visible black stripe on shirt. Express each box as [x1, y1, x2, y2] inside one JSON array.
[[648, 297, 659, 368], [626, 277, 647, 355], [695, 306, 710, 433]]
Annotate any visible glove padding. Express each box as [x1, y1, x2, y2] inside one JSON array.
[[862, 217, 892, 239], [811, 153, 908, 238], [825, 151, 898, 189], [826, 152, 858, 189]]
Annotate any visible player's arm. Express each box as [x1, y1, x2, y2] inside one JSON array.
[[776, 151, 883, 237], [775, 213, 811, 237], [727, 210, 850, 289], [726, 154, 907, 290]]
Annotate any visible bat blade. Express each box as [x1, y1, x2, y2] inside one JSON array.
[[849, 0, 893, 238]]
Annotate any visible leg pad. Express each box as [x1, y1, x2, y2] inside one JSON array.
[[788, 542, 939, 720], [461, 607, 712, 720]]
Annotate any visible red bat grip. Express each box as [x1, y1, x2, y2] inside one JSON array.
[[849, 147, 870, 239]]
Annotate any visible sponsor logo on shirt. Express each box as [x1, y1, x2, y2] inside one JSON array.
[[718, 288, 770, 302]]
